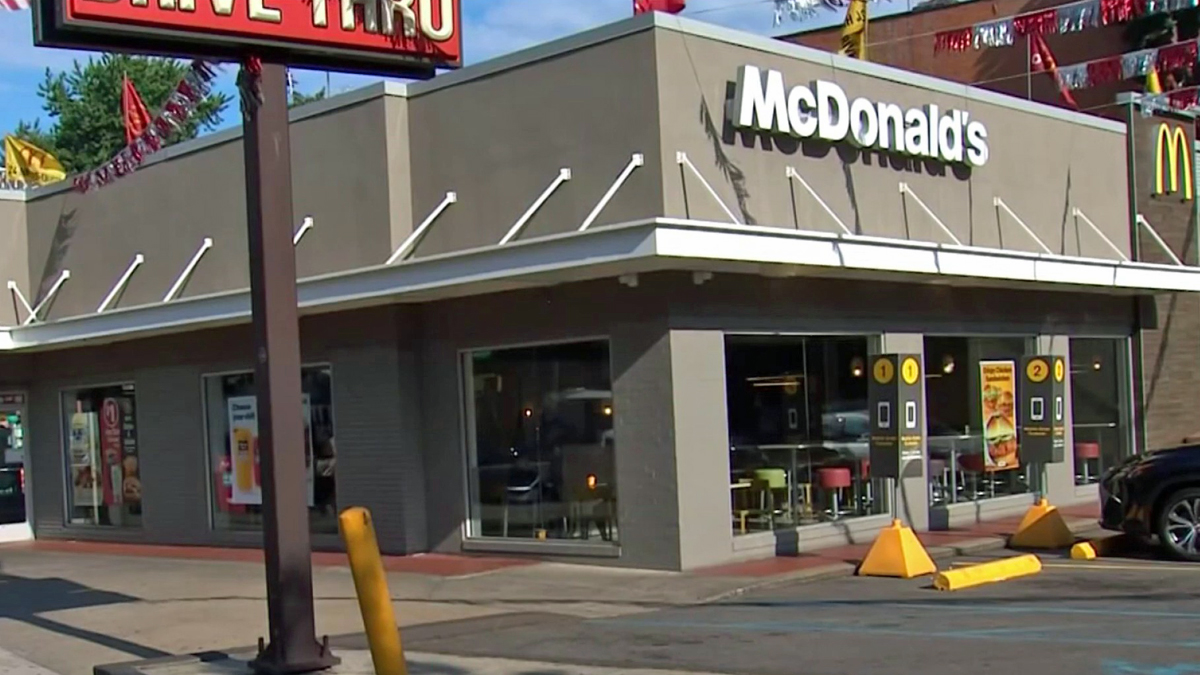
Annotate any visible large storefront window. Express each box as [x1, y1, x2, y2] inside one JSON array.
[[464, 341, 617, 543], [925, 337, 1033, 505], [62, 384, 142, 527], [1069, 338, 1132, 485], [725, 336, 885, 535], [204, 366, 337, 534]]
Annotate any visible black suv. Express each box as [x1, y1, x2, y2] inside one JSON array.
[[0, 464, 24, 525], [1100, 443, 1200, 561]]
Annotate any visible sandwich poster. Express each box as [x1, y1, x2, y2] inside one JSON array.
[[69, 411, 100, 511], [979, 360, 1019, 470], [227, 395, 314, 506]]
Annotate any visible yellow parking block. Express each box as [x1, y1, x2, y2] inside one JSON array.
[[934, 554, 1042, 591], [1069, 534, 1129, 560]]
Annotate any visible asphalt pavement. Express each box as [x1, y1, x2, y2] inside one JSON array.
[[401, 549, 1200, 675]]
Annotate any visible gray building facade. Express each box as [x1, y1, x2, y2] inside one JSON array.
[[0, 13, 1197, 569]]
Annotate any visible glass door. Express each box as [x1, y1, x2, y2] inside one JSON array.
[[0, 394, 30, 543]]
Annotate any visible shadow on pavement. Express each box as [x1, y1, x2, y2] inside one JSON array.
[[0, 561, 171, 660]]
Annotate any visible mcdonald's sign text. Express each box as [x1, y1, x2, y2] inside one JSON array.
[[1154, 123, 1194, 202]]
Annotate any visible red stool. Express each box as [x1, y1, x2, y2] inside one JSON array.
[[957, 453, 989, 499], [1075, 442, 1101, 484], [858, 459, 873, 511], [818, 467, 852, 519]]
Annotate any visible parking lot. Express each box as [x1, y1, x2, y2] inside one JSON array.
[[404, 548, 1200, 675]]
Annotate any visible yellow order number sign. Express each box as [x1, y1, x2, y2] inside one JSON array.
[[1054, 358, 1065, 382], [873, 357, 895, 384], [1026, 358, 1050, 383], [901, 357, 920, 385]]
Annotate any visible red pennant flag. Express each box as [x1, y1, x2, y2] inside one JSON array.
[[1030, 35, 1078, 110], [121, 75, 153, 146], [634, 0, 685, 14]]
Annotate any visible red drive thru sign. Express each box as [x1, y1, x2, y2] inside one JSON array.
[[36, 0, 461, 74]]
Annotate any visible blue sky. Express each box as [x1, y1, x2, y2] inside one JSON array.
[[0, 0, 873, 136]]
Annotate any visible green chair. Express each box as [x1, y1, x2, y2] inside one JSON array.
[[753, 468, 790, 527]]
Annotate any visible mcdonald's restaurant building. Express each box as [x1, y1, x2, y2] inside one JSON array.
[[1, 13, 1198, 570]]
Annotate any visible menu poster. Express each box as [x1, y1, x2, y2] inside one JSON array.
[[69, 411, 100, 512], [228, 395, 314, 506], [228, 396, 260, 505], [99, 398, 124, 506], [120, 396, 141, 506], [979, 360, 1019, 471]]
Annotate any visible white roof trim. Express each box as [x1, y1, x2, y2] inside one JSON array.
[[5, 218, 1196, 351]]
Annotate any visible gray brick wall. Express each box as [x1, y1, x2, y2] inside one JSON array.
[[330, 344, 426, 554], [135, 363, 210, 543]]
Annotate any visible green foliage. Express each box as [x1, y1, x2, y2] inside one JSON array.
[[6, 54, 230, 174], [290, 87, 327, 108]]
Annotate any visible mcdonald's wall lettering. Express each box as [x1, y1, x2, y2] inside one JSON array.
[[1130, 110, 1197, 268], [1154, 123, 1193, 201]]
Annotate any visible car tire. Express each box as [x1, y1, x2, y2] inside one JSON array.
[[1157, 487, 1200, 562]]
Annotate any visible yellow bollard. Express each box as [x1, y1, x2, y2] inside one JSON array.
[[339, 507, 406, 675]]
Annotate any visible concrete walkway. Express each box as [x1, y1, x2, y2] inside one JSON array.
[[0, 646, 62, 675], [0, 503, 1101, 675], [98, 649, 729, 675]]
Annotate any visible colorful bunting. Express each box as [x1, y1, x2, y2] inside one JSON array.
[[933, 0, 1200, 53], [1014, 9, 1058, 37], [973, 18, 1015, 48], [73, 60, 217, 193]]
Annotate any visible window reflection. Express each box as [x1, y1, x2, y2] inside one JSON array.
[[204, 366, 337, 534], [1069, 338, 1130, 485], [62, 384, 142, 528], [925, 336, 1033, 506], [465, 341, 617, 543], [725, 335, 885, 535]]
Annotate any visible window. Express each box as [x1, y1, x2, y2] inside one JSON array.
[[463, 341, 617, 543], [924, 336, 1033, 505], [62, 384, 142, 527], [1069, 338, 1132, 485], [204, 366, 337, 534], [725, 335, 885, 535]]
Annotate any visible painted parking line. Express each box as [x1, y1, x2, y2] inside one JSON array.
[[1043, 561, 1199, 572], [597, 617, 1200, 649], [718, 599, 1200, 620]]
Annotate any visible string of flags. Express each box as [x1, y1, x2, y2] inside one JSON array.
[[774, 0, 882, 26], [74, 60, 218, 193], [935, 0, 1200, 52], [1046, 39, 1199, 91]]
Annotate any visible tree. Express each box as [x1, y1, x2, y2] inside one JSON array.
[[5, 54, 230, 175], [290, 87, 327, 108]]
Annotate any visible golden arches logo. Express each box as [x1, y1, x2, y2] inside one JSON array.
[[1154, 123, 1194, 201]]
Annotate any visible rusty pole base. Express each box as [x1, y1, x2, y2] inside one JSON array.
[[250, 635, 340, 675]]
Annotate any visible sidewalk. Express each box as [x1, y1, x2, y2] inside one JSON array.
[[98, 649, 730, 675], [0, 646, 62, 675], [0, 502, 1100, 675]]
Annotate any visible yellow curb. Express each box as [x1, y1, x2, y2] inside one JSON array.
[[1069, 542, 1097, 560], [1070, 534, 1128, 560], [934, 554, 1042, 591]]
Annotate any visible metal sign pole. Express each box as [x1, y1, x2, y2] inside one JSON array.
[[243, 60, 338, 675]]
